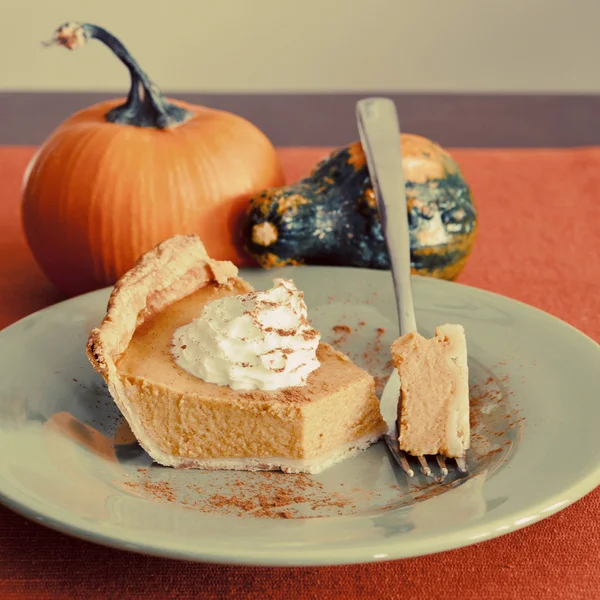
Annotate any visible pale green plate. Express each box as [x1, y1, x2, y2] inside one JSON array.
[[0, 267, 599, 566]]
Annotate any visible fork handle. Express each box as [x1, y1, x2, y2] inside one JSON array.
[[356, 97, 417, 335]]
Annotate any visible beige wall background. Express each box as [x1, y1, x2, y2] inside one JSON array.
[[1, 0, 599, 93]]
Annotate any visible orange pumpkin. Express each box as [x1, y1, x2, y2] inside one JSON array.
[[22, 22, 284, 296]]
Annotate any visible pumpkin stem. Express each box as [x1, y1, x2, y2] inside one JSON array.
[[46, 22, 193, 129]]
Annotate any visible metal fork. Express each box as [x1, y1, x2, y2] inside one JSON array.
[[356, 97, 467, 480]]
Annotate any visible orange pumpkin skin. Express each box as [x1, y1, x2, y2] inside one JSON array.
[[23, 22, 284, 296], [22, 98, 284, 296]]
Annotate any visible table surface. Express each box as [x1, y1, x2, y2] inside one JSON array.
[[1, 146, 599, 599]]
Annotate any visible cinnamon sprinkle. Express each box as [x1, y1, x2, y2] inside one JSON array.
[[332, 325, 352, 334], [331, 324, 352, 347], [119, 470, 361, 519]]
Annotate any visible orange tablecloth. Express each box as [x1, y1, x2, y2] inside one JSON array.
[[1, 146, 599, 599]]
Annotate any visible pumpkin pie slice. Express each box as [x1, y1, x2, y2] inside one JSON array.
[[390, 325, 470, 458], [87, 235, 386, 473]]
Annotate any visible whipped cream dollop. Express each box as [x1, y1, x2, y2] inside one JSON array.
[[171, 279, 321, 391]]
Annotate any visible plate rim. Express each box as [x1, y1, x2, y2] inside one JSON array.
[[1, 268, 599, 566]]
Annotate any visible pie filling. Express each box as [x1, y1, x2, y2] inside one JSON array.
[[116, 282, 386, 469], [166, 430, 386, 475], [391, 324, 470, 458]]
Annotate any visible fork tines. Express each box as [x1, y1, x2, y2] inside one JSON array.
[[384, 433, 468, 481]]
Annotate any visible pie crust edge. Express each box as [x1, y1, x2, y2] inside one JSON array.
[[86, 234, 249, 467]]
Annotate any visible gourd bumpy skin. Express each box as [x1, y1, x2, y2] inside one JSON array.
[[243, 137, 477, 280]]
